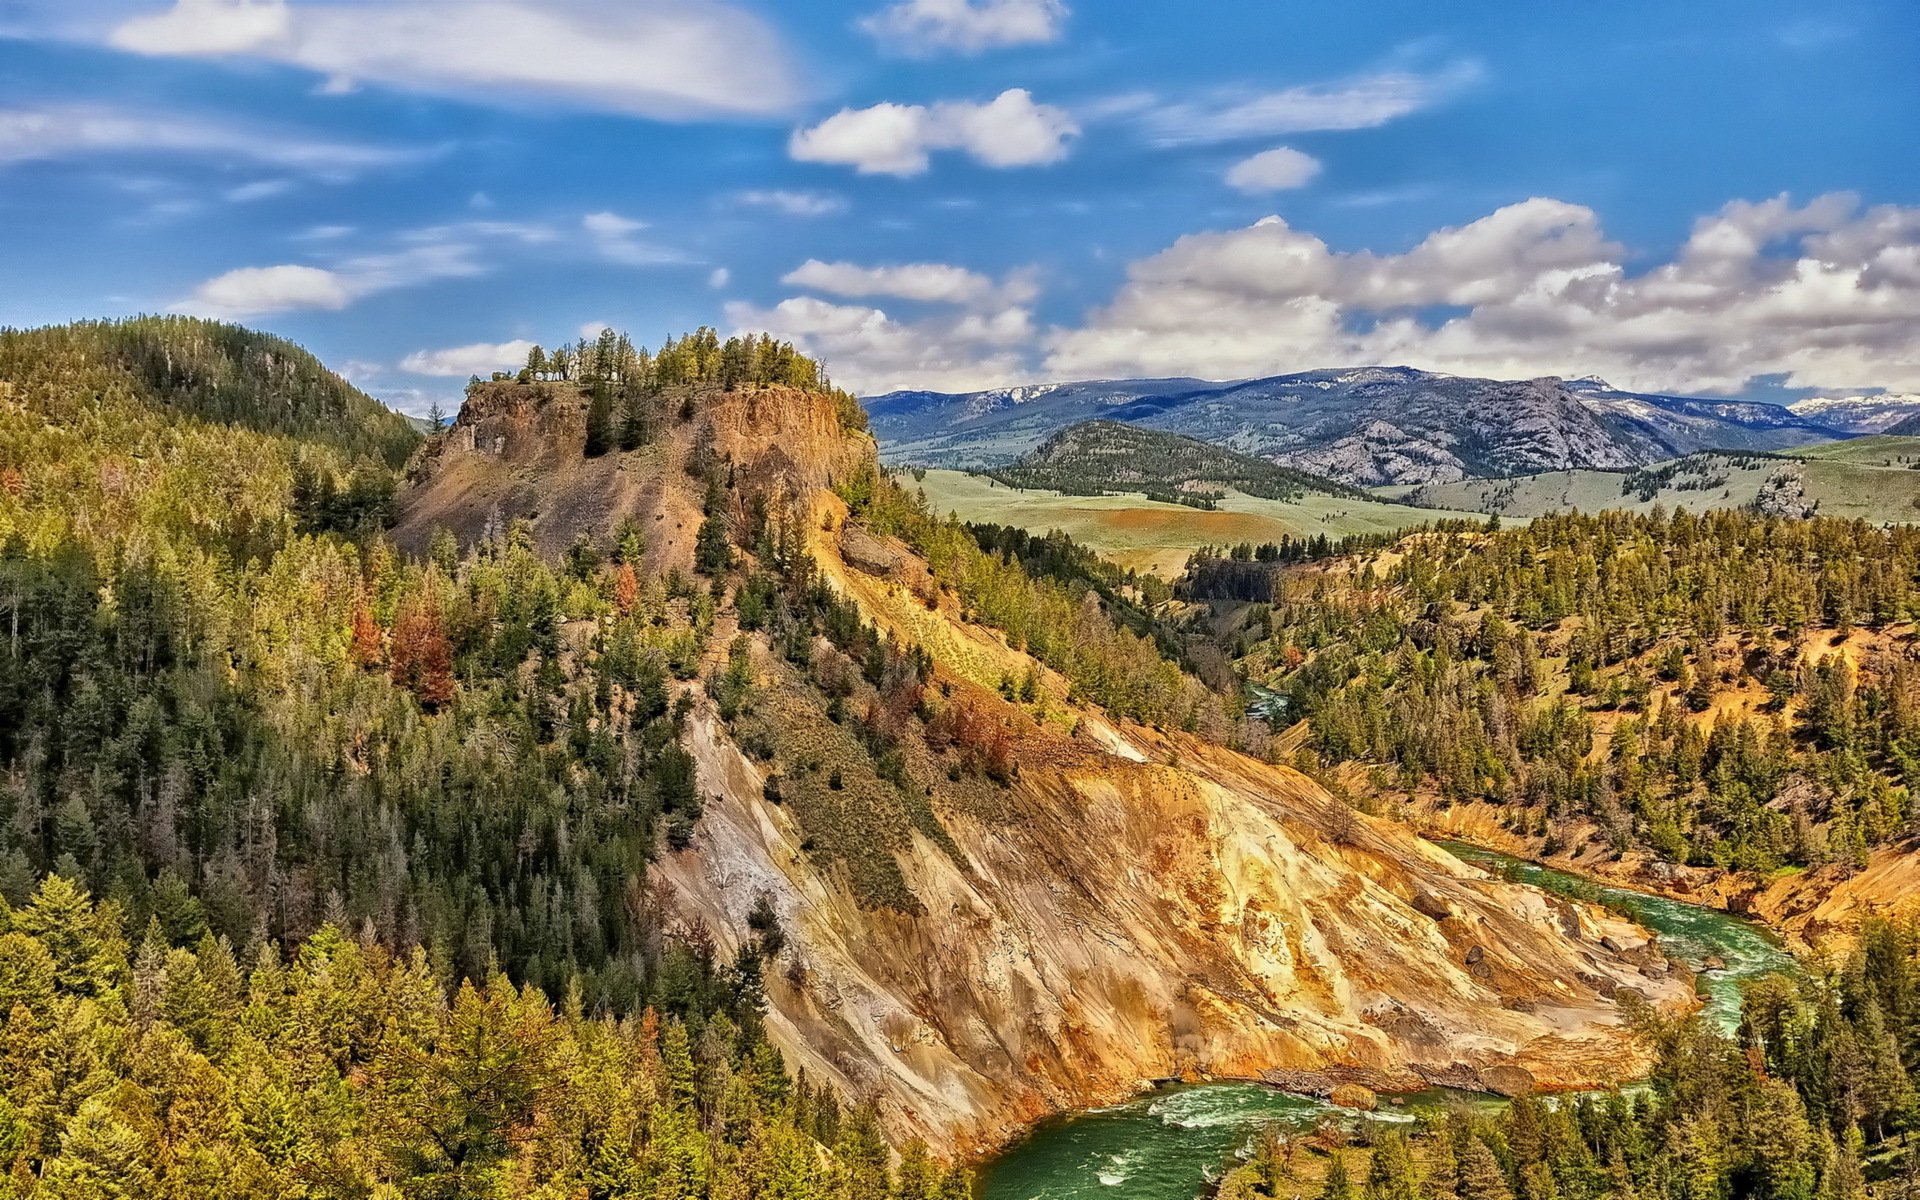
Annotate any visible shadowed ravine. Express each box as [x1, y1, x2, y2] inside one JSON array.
[[978, 843, 1795, 1200]]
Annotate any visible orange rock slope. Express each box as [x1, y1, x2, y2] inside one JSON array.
[[658, 494, 1694, 1156], [401, 381, 1696, 1158]]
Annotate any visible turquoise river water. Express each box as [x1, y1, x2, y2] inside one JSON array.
[[977, 842, 1794, 1200]]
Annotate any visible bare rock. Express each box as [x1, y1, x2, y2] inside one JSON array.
[[839, 523, 901, 577], [1329, 1084, 1378, 1112], [1480, 1064, 1537, 1097], [1411, 890, 1454, 920]]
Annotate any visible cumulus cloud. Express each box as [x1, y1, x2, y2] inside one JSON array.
[[741, 254, 1040, 391], [180, 264, 354, 318], [105, 0, 804, 120], [1224, 146, 1322, 193], [731, 188, 848, 217], [0, 103, 425, 173], [1136, 60, 1482, 146], [782, 259, 1035, 307], [789, 88, 1077, 176], [399, 339, 537, 377], [860, 0, 1066, 56], [1044, 193, 1920, 395], [726, 296, 1034, 393]]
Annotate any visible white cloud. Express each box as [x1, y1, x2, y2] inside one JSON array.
[[790, 88, 1077, 176], [581, 210, 679, 266], [783, 259, 1025, 306], [731, 188, 848, 217], [582, 211, 645, 238], [105, 0, 805, 120], [1043, 193, 1920, 396], [708, 267, 731, 289], [727, 295, 1034, 393], [0, 103, 424, 173], [225, 178, 293, 202], [181, 264, 353, 318], [1224, 146, 1322, 193], [1135, 60, 1482, 146], [400, 339, 536, 377], [860, 0, 1067, 56]]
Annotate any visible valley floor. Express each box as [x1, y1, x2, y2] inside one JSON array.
[[903, 469, 1483, 576]]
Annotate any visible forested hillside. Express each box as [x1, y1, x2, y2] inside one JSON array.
[[0, 319, 967, 1194], [1212, 510, 1920, 881]]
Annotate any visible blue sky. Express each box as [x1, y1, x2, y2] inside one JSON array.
[[2, 0, 1917, 413]]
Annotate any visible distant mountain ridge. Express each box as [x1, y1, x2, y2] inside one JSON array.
[[867, 367, 1847, 486]]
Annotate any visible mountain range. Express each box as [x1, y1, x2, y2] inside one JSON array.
[[867, 368, 1915, 487]]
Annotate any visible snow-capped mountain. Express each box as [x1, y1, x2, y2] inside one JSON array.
[[1787, 394, 1920, 434]]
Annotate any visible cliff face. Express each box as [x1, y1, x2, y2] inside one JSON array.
[[657, 494, 1690, 1155], [397, 382, 1693, 1157]]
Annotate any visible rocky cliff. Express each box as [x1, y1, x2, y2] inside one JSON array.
[[394, 379, 870, 563], [398, 380, 1695, 1157]]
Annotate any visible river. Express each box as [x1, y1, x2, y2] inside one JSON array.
[[977, 842, 1794, 1200]]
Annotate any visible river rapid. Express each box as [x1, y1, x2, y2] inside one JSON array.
[[977, 842, 1794, 1200]]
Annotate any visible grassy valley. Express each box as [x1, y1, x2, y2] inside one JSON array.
[[903, 467, 1483, 576], [898, 423, 1485, 575]]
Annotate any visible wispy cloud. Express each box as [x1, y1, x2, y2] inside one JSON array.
[[175, 219, 546, 318], [100, 0, 806, 120], [581, 211, 683, 266], [730, 188, 849, 218], [1132, 59, 1483, 146], [0, 103, 429, 173]]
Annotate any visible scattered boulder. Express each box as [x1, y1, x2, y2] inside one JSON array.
[[1329, 1084, 1378, 1112], [1465, 944, 1486, 966], [1702, 955, 1728, 972], [1411, 891, 1454, 920], [839, 523, 901, 577], [1600, 935, 1627, 954], [1481, 1064, 1537, 1097]]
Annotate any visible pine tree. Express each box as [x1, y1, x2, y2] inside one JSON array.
[[349, 598, 383, 668], [389, 596, 455, 712], [1321, 1151, 1357, 1200], [585, 384, 615, 457]]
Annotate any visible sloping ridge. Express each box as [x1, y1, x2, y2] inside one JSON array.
[[398, 381, 1694, 1157], [662, 505, 1691, 1155]]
